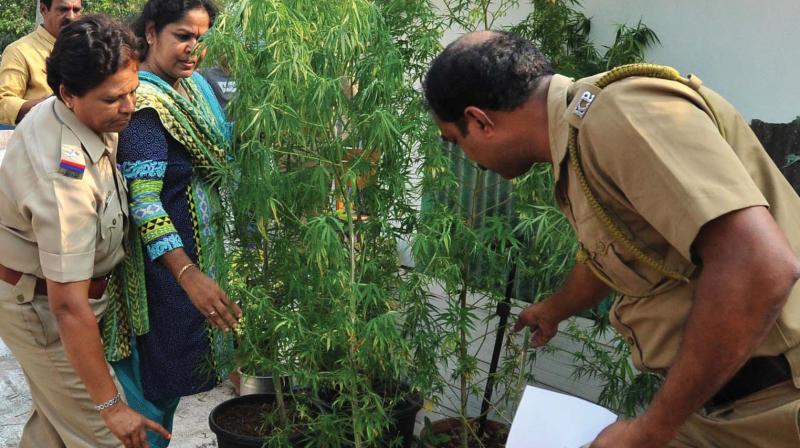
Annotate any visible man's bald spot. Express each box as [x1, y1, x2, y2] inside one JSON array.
[[451, 30, 499, 50]]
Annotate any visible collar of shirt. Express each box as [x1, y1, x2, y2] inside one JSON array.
[[546, 74, 574, 183], [53, 98, 109, 163], [34, 25, 56, 47]]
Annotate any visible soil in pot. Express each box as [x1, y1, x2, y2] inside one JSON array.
[[418, 417, 508, 448], [209, 394, 306, 448], [214, 399, 274, 436]]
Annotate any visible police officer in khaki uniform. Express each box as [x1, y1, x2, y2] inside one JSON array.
[[425, 30, 800, 447], [0, 16, 169, 448]]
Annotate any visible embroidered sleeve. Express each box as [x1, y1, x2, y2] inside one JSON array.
[[118, 109, 184, 260]]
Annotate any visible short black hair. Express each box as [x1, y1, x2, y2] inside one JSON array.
[[133, 0, 218, 58], [47, 14, 139, 99], [41, 0, 53, 9], [424, 31, 554, 133]]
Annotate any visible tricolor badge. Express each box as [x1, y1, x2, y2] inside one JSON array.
[[58, 130, 86, 179], [59, 159, 86, 179]]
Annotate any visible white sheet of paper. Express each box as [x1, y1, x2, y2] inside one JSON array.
[[506, 385, 618, 448]]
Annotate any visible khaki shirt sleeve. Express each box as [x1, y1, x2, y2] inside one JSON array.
[[581, 80, 768, 261], [22, 170, 98, 282], [0, 44, 29, 125]]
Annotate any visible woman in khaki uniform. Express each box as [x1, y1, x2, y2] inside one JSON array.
[[0, 15, 169, 448]]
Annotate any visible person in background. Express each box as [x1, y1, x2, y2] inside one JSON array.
[[0, 15, 169, 448], [0, 0, 82, 125], [199, 62, 235, 109], [424, 30, 800, 447], [105, 1, 241, 446]]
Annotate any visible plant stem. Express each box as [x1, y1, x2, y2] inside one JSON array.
[[263, 238, 289, 428], [459, 168, 485, 448], [341, 168, 363, 448], [273, 378, 289, 428], [458, 279, 470, 448]]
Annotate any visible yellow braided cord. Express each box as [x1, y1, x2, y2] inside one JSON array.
[[594, 63, 681, 89], [570, 63, 697, 284]]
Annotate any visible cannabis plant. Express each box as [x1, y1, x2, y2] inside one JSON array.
[[205, 0, 442, 446]]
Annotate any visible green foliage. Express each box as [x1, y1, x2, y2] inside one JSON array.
[[206, 0, 443, 446], [0, 1, 144, 52], [439, 0, 520, 31], [0, 0, 35, 51], [511, 0, 660, 78], [565, 321, 662, 417], [86, 0, 145, 23]]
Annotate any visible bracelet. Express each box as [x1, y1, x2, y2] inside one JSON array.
[[176, 262, 198, 284], [94, 393, 121, 412]]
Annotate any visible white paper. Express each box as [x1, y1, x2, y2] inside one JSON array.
[[506, 385, 617, 448]]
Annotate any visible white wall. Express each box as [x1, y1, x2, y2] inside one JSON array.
[[580, 0, 799, 123], [434, 0, 799, 123]]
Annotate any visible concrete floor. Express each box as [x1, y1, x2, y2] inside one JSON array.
[[0, 338, 235, 448]]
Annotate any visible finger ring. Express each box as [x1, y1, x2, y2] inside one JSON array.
[[208, 311, 217, 317]]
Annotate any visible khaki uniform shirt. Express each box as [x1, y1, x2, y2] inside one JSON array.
[[0, 26, 55, 125], [0, 97, 128, 282], [546, 73, 800, 385]]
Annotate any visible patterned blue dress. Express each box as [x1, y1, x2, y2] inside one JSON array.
[[117, 108, 217, 402]]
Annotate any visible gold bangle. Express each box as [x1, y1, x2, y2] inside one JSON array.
[[176, 262, 198, 284]]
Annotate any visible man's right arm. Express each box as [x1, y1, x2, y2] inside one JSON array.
[[0, 45, 44, 125], [14, 98, 48, 123], [513, 262, 610, 346]]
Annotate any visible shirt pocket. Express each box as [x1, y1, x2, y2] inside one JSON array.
[[96, 190, 125, 260], [589, 239, 657, 297]]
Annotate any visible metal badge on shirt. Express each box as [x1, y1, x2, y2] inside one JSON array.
[[567, 83, 602, 129], [57, 126, 86, 179]]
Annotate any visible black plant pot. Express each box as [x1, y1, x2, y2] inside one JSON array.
[[209, 393, 305, 448], [390, 394, 423, 448]]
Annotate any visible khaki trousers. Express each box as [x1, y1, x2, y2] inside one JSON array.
[[0, 275, 124, 447], [668, 380, 800, 447]]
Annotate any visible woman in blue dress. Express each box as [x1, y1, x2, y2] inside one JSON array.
[[103, 0, 241, 446]]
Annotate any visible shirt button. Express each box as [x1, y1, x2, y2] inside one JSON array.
[[112, 219, 117, 225], [16, 294, 24, 303]]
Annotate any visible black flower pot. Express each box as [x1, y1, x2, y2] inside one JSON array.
[[209, 393, 304, 448], [390, 394, 423, 448]]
